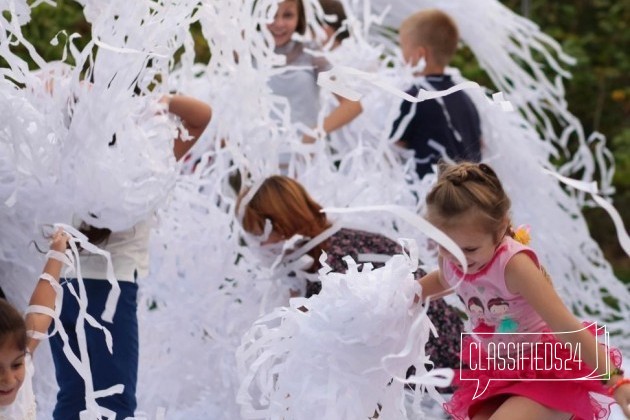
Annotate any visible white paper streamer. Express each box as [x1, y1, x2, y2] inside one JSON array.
[[2, 1, 628, 419], [542, 169, 630, 256], [236, 249, 446, 420]]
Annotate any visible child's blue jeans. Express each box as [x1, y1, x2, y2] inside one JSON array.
[[49, 278, 139, 420]]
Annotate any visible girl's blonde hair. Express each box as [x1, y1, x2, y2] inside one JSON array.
[[0, 299, 26, 351], [426, 162, 512, 240], [238, 176, 331, 256]]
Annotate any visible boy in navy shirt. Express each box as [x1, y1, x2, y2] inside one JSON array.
[[392, 9, 482, 178]]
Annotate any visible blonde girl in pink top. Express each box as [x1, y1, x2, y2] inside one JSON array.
[[417, 162, 630, 420]]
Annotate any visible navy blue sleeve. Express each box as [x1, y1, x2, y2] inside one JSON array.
[[390, 86, 419, 142]]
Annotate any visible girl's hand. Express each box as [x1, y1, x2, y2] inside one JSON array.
[[612, 380, 630, 418], [49, 229, 69, 253]]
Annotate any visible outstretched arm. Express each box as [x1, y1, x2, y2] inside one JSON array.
[[506, 252, 630, 417], [416, 268, 452, 301], [322, 94, 362, 134], [163, 95, 213, 161], [25, 229, 69, 353]]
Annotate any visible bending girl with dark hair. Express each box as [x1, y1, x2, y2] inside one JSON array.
[[238, 175, 463, 370]]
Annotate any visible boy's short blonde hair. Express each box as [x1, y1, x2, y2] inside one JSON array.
[[400, 9, 459, 68]]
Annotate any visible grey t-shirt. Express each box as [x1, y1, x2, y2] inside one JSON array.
[[268, 41, 332, 128]]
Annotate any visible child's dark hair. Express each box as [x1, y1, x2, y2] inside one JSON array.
[[0, 299, 27, 351], [287, 0, 307, 35], [487, 297, 509, 310], [426, 162, 512, 241], [467, 296, 484, 312], [319, 0, 349, 41], [78, 222, 112, 246]]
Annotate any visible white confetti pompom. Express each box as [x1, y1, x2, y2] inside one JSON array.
[[236, 250, 453, 420]]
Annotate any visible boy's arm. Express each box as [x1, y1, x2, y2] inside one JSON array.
[[163, 95, 213, 161], [25, 230, 68, 353], [303, 95, 362, 144], [322, 94, 362, 134]]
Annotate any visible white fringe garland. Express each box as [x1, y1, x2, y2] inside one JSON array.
[[0, 0, 628, 419]]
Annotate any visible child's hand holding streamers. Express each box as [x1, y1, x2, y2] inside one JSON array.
[[49, 228, 70, 253], [25, 227, 72, 352]]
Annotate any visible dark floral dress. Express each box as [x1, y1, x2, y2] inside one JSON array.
[[305, 228, 462, 370]]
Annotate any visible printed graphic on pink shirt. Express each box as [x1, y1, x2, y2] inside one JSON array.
[[467, 296, 520, 335]]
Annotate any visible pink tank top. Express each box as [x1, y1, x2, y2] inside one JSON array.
[[442, 236, 548, 345]]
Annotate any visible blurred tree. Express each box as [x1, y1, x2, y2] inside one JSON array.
[[453, 0, 629, 280], [501, 0, 629, 280], [7, 0, 90, 66]]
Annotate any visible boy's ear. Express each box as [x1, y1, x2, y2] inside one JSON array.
[[420, 45, 434, 64], [414, 45, 428, 67], [417, 45, 427, 58], [406, 44, 426, 67]]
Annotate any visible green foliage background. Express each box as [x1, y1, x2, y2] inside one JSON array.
[[450, 1, 629, 280], [7, 0, 629, 278], [507, 0, 629, 281]]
